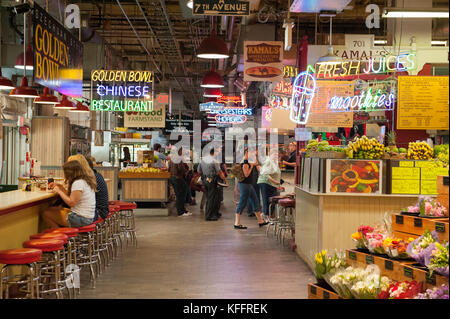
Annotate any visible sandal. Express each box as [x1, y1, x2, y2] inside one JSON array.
[[259, 221, 269, 227], [234, 224, 247, 229]]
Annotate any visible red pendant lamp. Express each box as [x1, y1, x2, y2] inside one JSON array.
[[197, 30, 229, 59], [15, 44, 34, 70], [0, 68, 14, 90], [9, 76, 38, 98], [34, 87, 59, 104], [201, 67, 224, 88], [203, 87, 222, 98], [70, 101, 90, 113], [205, 97, 217, 103], [54, 95, 75, 109]]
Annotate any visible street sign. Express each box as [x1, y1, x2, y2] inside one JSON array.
[[192, 0, 250, 16]]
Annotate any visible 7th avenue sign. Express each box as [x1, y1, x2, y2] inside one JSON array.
[[192, 0, 250, 16]]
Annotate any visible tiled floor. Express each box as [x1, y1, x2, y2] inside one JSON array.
[[79, 186, 315, 299]]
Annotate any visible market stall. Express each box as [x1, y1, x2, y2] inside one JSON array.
[[118, 170, 170, 203]]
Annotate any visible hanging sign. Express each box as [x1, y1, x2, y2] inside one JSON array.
[[215, 114, 247, 124], [209, 108, 253, 116], [200, 102, 224, 112], [192, 0, 250, 16], [397, 76, 449, 130], [165, 117, 194, 134], [295, 128, 312, 141], [216, 95, 243, 106], [289, 66, 317, 125], [33, 2, 83, 97], [124, 105, 165, 128], [244, 41, 284, 82], [283, 65, 299, 78]]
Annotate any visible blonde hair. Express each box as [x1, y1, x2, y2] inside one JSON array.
[[68, 154, 97, 190]]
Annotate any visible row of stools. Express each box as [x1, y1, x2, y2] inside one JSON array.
[[0, 200, 137, 299], [265, 195, 296, 246]]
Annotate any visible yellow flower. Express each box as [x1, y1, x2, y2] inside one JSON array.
[[352, 232, 362, 240], [408, 237, 415, 243], [321, 250, 327, 256]]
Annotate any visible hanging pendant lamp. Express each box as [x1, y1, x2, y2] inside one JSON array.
[[15, 44, 34, 70], [9, 76, 38, 98], [203, 87, 222, 98], [0, 68, 15, 90], [316, 17, 341, 65], [197, 30, 229, 59], [34, 87, 59, 104], [70, 101, 90, 113], [187, 0, 193, 9], [201, 67, 224, 88], [54, 95, 75, 109]]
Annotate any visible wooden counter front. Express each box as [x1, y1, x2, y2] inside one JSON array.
[[118, 172, 170, 202]]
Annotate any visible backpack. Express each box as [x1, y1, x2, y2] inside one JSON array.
[[230, 164, 245, 183]]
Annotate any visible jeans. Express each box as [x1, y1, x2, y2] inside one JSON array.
[[171, 176, 187, 215], [258, 183, 279, 217], [202, 176, 220, 220], [246, 183, 260, 215], [68, 212, 93, 227], [236, 183, 260, 215]]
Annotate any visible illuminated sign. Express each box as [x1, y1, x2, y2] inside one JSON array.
[[200, 102, 224, 112], [327, 88, 395, 112], [215, 114, 247, 124], [91, 99, 153, 112], [273, 80, 293, 96], [216, 95, 243, 105], [283, 65, 299, 78], [315, 53, 415, 79], [290, 65, 317, 125], [269, 95, 291, 110], [91, 70, 153, 83], [210, 107, 253, 116], [33, 3, 83, 97], [96, 85, 150, 98]]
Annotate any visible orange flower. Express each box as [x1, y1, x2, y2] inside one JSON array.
[[352, 232, 362, 240]]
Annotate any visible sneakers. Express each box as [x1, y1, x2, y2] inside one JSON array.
[[179, 212, 193, 217]]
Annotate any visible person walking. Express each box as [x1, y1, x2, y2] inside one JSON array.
[[234, 148, 269, 230], [258, 149, 283, 220], [199, 148, 223, 221], [169, 148, 191, 217]]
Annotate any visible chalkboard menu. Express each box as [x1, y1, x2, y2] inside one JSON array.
[[388, 160, 449, 195], [397, 76, 449, 130]]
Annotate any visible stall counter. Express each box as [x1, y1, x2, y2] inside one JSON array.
[[294, 186, 424, 270], [118, 171, 171, 202]]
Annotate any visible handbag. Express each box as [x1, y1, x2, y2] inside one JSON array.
[[230, 164, 245, 183]]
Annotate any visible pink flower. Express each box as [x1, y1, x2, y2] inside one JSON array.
[[425, 202, 433, 215], [408, 206, 419, 213]]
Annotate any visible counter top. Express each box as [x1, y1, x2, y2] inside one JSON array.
[[295, 186, 428, 198], [0, 190, 57, 216], [118, 171, 171, 179]]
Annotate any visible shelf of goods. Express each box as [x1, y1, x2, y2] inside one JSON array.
[[392, 214, 449, 242], [118, 171, 170, 202]]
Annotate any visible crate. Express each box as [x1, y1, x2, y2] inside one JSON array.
[[392, 214, 449, 242], [437, 175, 449, 215], [308, 283, 341, 299], [399, 263, 448, 290]]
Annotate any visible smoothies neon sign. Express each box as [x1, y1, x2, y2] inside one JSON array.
[[327, 87, 395, 112]]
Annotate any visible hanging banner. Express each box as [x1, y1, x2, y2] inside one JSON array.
[[192, 0, 250, 16], [306, 80, 354, 128], [124, 105, 165, 128], [244, 41, 283, 82], [33, 3, 83, 98], [397, 76, 449, 130]]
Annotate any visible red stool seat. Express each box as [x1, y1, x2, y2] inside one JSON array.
[[0, 248, 42, 264], [77, 224, 96, 233], [44, 227, 79, 238], [30, 233, 69, 244], [278, 198, 295, 208], [109, 200, 137, 210], [23, 239, 64, 252], [94, 218, 104, 224]]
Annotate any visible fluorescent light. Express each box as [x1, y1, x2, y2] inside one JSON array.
[[382, 8, 449, 18], [431, 40, 448, 46], [187, 0, 193, 9], [374, 40, 387, 45]]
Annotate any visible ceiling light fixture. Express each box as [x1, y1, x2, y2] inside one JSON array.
[[54, 95, 75, 109], [15, 44, 34, 70], [197, 30, 229, 59], [9, 76, 38, 98], [201, 67, 224, 88], [187, 0, 193, 9], [382, 8, 449, 18], [70, 101, 90, 113], [431, 40, 448, 46], [203, 87, 222, 98], [374, 40, 387, 45], [34, 87, 59, 104], [0, 68, 15, 90], [316, 17, 341, 65]]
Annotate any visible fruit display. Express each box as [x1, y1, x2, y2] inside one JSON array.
[[346, 136, 384, 159], [433, 144, 449, 168], [121, 167, 162, 174], [407, 142, 433, 160], [306, 139, 345, 157]]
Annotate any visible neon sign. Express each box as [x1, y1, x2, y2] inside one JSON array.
[[269, 95, 291, 109], [96, 85, 150, 98], [327, 87, 395, 112], [315, 53, 415, 79], [200, 102, 224, 112], [209, 107, 253, 116], [91, 70, 153, 83], [290, 65, 316, 125], [90, 99, 153, 112], [283, 65, 299, 78], [216, 95, 243, 106], [215, 114, 247, 124]]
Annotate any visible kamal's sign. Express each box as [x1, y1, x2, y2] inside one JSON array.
[[244, 41, 283, 82], [192, 0, 250, 16]]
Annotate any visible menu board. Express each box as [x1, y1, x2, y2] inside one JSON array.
[[306, 81, 354, 128], [397, 76, 449, 130]]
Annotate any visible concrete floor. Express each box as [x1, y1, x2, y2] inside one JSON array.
[[79, 186, 315, 299]]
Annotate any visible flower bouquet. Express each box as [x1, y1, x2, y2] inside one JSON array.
[[383, 237, 414, 259], [407, 196, 447, 218], [329, 266, 366, 299], [314, 250, 347, 283], [366, 231, 387, 255], [424, 242, 449, 277], [415, 284, 449, 299], [351, 225, 373, 250], [407, 230, 440, 265], [351, 271, 391, 299], [377, 281, 423, 299]]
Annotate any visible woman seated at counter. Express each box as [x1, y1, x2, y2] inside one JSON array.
[[42, 160, 97, 228], [258, 149, 283, 220]]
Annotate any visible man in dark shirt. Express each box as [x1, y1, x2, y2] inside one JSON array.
[[283, 142, 297, 170], [169, 148, 190, 216], [86, 157, 109, 221]]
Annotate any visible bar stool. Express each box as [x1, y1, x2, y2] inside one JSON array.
[[107, 205, 122, 259], [266, 195, 284, 237], [76, 224, 98, 289], [93, 217, 108, 272], [109, 200, 138, 248], [23, 238, 65, 299], [277, 198, 296, 246], [0, 248, 42, 299]]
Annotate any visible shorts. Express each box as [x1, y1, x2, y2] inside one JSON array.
[[67, 212, 93, 227]]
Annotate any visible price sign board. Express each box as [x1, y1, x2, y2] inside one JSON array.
[[192, 0, 250, 16]]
